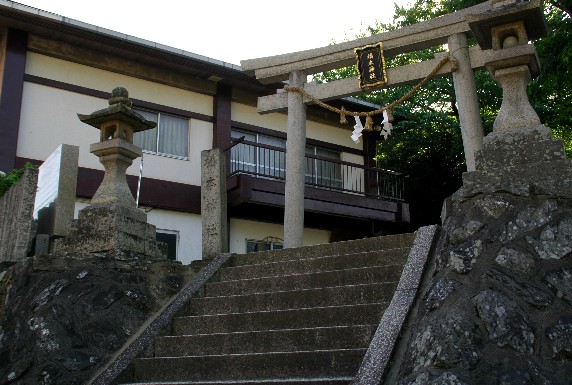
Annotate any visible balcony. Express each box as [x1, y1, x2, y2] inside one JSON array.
[[224, 139, 409, 234]]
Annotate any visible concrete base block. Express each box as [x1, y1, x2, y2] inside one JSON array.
[[456, 125, 572, 200], [34, 234, 50, 256], [54, 203, 166, 258]]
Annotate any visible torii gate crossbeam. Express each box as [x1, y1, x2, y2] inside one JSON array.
[[240, 0, 547, 248]]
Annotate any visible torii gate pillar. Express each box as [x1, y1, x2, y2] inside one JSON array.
[[241, 0, 548, 249], [284, 70, 307, 248], [449, 33, 484, 172]]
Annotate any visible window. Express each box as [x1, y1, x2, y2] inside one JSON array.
[[156, 229, 179, 261], [305, 146, 342, 189], [133, 109, 189, 159], [246, 237, 284, 253], [230, 129, 342, 189], [231, 130, 286, 178]]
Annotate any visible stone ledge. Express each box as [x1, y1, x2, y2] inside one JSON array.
[[457, 159, 572, 199], [476, 125, 566, 171], [483, 124, 551, 145], [353, 225, 440, 385]]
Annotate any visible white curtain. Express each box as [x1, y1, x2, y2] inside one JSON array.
[[158, 114, 189, 158], [305, 146, 342, 187], [133, 109, 159, 152]]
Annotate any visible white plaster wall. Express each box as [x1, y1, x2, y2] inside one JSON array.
[[231, 103, 361, 151], [187, 119, 213, 185], [18, 83, 101, 168], [342, 153, 363, 165], [25, 53, 213, 115], [307, 120, 360, 150], [145, 208, 202, 264], [18, 82, 212, 186], [229, 218, 331, 254], [231, 103, 287, 134], [73, 200, 203, 264]]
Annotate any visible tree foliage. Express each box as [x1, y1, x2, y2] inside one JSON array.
[[529, 0, 572, 152], [0, 163, 35, 197], [316, 0, 572, 229]]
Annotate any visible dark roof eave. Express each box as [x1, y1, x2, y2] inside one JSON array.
[[0, 1, 274, 93], [0, 1, 382, 110]]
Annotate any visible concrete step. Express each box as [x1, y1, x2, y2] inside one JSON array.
[[133, 349, 365, 382], [185, 282, 397, 316], [172, 302, 387, 335], [219, 249, 409, 281], [155, 324, 377, 357], [230, 233, 415, 266], [121, 379, 353, 385], [122, 234, 417, 385], [204, 265, 404, 297]]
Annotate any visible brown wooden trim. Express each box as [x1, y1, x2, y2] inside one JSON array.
[[246, 188, 396, 222], [24, 74, 109, 99], [227, 174, 405, 222], [77, 168, 201, 214], [23, 74, 214, 122], [232, 121, 287, 139], [15, 157, 201, 214], [307, 137, 363, 157], [362, 131, 379, 168], [134, 99, 213, 123], [213, 83, 232, 149], [242, 175, 401, 212], [231, 121, 364, 156], [0, 29, 28, 173], [363, 131, 380, 195]]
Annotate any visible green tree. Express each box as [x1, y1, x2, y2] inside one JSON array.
[[317, 0, 571, 229], [0, 163, 36, 197], [529, 0, 572, 152]]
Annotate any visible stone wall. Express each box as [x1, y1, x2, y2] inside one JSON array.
[[385, 126, 572, 385], [0, 253, 193, 385], [0, 168, 38, 263]]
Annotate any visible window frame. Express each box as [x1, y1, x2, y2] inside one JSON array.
[[245, 238, 284, 253], [156, 229, 180, 261], [231, 129, 343, 188], [305, 145, 343, 189], [134, 108, 190, 161], [231, 129, 286, 178]]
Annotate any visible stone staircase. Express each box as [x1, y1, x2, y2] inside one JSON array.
[[121, 233, 415, 385]]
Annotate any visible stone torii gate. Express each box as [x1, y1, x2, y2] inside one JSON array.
[[241, 0, 547, 248]]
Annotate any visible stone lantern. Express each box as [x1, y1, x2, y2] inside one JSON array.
[[455, 0, 572, 198], [55, 87, 166, 258], [78, 87, 154, 207], [467, 0, 548, 131]]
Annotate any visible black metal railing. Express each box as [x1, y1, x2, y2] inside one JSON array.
[[225, 139, 405, 201]]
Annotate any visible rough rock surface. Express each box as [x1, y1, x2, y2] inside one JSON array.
[[0, 253, 193, 385], [393, 192, 572, 385], [387, 127, 572, 385]]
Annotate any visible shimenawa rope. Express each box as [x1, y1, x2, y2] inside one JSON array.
[[283, 54, 457, 130]]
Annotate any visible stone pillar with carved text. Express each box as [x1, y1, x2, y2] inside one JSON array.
[[201, 148, 228, 259]]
